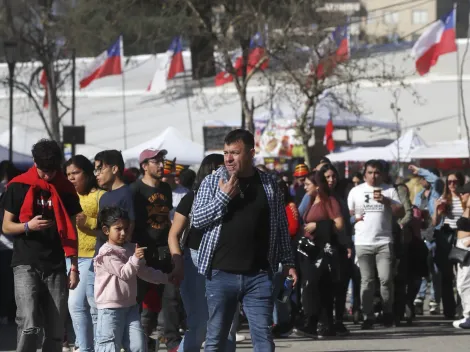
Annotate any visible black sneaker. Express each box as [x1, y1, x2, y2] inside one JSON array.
[[294, 325, 318, 339], [317, 326, 336, 339], [383, 313, 394, 328], [334, 322, 350, 336], [361, 319, 374, 330], [272, 324, 292, 338]]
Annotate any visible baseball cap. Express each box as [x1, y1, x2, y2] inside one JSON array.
[[139, 149, 167, 164], [293, 164, 309, 177], [456, 182, 470, 194]]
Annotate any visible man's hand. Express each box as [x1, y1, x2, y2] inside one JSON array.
[[134, 244, 146, 260], [218, 174, 240, 199], [68, 270, 80, 290], [408, 164, 420, 175], [347, 248, 352, 259], [282, 266, 298, 287], [76, 213, 87, 230], [27, 215, 54, 232], [171, 254, 184, 286]]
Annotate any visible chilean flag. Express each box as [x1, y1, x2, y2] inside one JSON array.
[[411, 10, 456, 76], [167, 36, 185, 80], [215, 33, 269, 86], [80, 37, 123, 89], [323, 116, 335, 152], [314, 25, 349, 80]]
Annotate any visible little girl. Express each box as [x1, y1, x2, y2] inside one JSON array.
[[94, 206, 170, 352]]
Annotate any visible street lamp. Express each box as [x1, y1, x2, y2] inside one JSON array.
[[4, 40, 17, 162]]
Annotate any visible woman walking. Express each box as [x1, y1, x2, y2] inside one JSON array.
[[65, 155, 105, 352]]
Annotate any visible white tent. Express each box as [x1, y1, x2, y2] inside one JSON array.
[[326, 129, 426, 162], [122, 126, 204, 166], [410, 140, 470, 159]]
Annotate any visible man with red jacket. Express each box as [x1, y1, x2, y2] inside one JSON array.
[[2, 139, 81, 352]]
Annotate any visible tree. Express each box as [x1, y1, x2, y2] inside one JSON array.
[[0, 0, 183, 142]]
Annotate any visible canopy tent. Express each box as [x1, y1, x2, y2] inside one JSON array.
[[410, 140, 470, 159], [122, 126, 204, 166], [0, 145, 33, 165], [326, 129, 426, 162]]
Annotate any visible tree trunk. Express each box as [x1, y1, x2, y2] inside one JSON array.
[[190, 35, 216, 80], [48, 62, 60, 142]]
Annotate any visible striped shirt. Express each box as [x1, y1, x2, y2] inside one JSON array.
[[444, 196, 464, 229]]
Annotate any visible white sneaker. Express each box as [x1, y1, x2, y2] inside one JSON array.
[[62, 347, 70, 352], [453, 317, 470, 329], [235, 333, 246, 342]]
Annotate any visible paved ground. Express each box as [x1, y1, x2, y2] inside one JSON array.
[[1, 316, 469, 352]]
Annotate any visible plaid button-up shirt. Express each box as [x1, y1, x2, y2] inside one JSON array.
[[193, 167, 295, 277]]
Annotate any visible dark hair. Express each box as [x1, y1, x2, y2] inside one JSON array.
[[277, 179, 292, 205], [306, 170, 335, 216], [318, 156, 331, 165], [352, 172, 363, 181], [94, 150, 125, 177], [0, 161, 21, 182], [224, 129, 255, 150], [129, 167, 140, 178], [32, 139, 63, 171], [64, 155, 98, 195], [363, 159, 383, 174], [179, 169, 196, 189], [443, 171, 465, 204], [194, 154, 224, 191], [98, 206, 129, 229], [306, 171, 331, 200], [319, 163, 340, 192]]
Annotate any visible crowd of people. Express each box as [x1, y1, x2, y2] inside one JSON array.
[[0, 128, 469, 352]]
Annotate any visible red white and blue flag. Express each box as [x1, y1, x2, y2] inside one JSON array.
[[167, 36, 185, 80], [215, 33, 269, 86], [310, 25, 349, 80], [80, 37, 123, 89], [411, 9, 456, 76], [323, 115, 335, 152]]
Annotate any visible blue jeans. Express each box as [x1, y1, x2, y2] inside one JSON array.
[[87, 262, 98, 339], [95, 305, 146, 352], [14, 265, 68, 352], [179, 248, 236, 352], [205, 269, 274, 352], [66, 258, 94, 352]]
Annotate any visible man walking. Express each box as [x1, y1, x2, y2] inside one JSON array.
[[132, 149, 182, 352], [193, 129, 297, 352], [2, 139, 81, 352], [347, 159, 403, 329]]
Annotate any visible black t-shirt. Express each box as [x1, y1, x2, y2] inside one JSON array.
[[94, 185, 136, 254], [131, 179, 173, 249], [3, 183, 82, 271], [175, 191, 204, 250], [211, 172, 270, 273]]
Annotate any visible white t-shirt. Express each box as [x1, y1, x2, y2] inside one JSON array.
[[347, 183, 401, 246]]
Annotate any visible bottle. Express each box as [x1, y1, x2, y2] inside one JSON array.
[[277, 276, 294, 303]]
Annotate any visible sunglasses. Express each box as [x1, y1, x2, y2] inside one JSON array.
[[448, 180, 459, 185]]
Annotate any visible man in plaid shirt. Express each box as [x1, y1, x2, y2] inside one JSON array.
[[192, 129, 297, 352]]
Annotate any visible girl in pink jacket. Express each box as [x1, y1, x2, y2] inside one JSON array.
[[94, 207, 170, 352]]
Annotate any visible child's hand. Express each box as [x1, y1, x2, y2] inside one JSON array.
[[134, 244, 146, 260]]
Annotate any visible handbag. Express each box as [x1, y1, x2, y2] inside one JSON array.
[[448, 245, 470, 265]]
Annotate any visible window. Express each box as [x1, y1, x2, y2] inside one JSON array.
[[412, 10, 428, 24], [384, 12, 399, 24]]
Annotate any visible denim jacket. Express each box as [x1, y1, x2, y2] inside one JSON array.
[[413, 168, 444, 230]]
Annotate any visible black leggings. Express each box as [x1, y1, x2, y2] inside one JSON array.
[[300, 254, 334, 328]]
